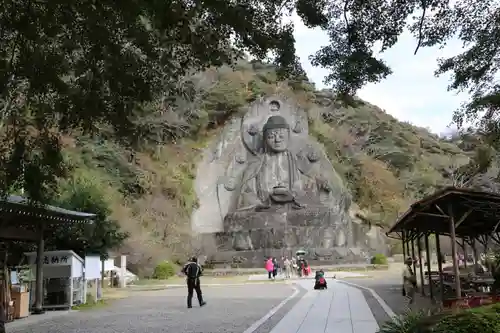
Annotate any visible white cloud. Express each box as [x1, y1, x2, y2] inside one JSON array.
[[292, 15, 469, 134]]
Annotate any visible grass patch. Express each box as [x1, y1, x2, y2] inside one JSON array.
[[72, 299, 107, 311], [135, 275, 252, 285], [129, 276, 287, 291], [101, 288, 131, 300]]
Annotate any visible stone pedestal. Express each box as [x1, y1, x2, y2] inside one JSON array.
[[205, 206, 363, 267]]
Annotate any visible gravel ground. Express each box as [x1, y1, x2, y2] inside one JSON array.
[[8, 284, 297, 333]]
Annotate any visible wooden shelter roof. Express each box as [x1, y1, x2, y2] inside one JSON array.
[[0, 195, 95, 241], [387, 187, 500, 239], [0, 195, 95, 223]]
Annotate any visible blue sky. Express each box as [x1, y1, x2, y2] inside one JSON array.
[[292, 15, 469, 135]]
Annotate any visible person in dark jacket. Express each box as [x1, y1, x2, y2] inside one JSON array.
[[272, 257, 278, 278], [183, 257, 206, 309]]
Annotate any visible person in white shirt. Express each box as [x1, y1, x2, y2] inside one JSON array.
[[402, 257, 417, 307], [283, 257, 292, 278]]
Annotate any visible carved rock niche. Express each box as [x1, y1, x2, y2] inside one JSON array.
[[293, 121, 303, 133], [247, 124, 259, 136], [269, 100, 280, 112], [306, 146, 320, 163]]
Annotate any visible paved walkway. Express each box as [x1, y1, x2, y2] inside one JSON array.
[[269, 280, 381, 333]]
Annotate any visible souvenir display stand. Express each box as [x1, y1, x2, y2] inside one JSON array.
[[24, 250, 85, 309], [10, 268, 32, 319]]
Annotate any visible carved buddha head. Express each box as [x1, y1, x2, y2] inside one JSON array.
[[263, 116, 290, 153]]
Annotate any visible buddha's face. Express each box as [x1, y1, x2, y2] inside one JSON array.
[[264, 128, 289, 152]]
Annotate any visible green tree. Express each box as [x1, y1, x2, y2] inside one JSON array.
[[47, 171, 128, 259], [0, 0, 308, 201], [296, 1, 500, 137]]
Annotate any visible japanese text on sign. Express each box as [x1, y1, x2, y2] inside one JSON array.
[[42, 255, 69, 265]]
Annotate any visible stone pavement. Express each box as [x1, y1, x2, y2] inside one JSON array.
[[6, 283, 297, 333], [269, 280, 385, 333]]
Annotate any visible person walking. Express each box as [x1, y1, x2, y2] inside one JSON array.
[[272, 257, 278, 279], [402, 257, 417, 309], [283, 256, 292, 279], [265, 257, 274, 280], [183, 256, 206, 309]]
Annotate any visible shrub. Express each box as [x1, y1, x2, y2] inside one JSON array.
[[371, 253, 388, 265], [378, 306, 500, 333], [152, 261, 177, 279], [470, 303, 500, 314], [432, 311, 500, 333], [377, 310, 435, 333]]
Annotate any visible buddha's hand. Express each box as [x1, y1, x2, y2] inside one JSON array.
[[224, 177, 237, 191], [272, 186, 291, 195], [317, 178, 332, 192]]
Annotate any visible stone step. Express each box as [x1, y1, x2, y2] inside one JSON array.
[[248, 271, 368, 281]]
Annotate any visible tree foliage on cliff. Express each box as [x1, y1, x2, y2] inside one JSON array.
[[48, 170, 128, 259], [43, 62, 471, 267], [0, 0, 306, 201]]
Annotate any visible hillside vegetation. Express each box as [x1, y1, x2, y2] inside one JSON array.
[[62, 61, 474, 274]]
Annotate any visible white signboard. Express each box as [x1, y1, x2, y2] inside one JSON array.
[[84, 256, 101, 280]]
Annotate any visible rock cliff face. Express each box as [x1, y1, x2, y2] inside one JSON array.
[[191, 96, 387, 267]]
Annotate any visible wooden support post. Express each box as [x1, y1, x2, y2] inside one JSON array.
[[405, 234, 411, 259], [448, 204, 462, 299], [402, 231, 407, 259], [0, 245, 8, 323], [411, 236, 417, 283], [472, 238, 478, 265], [417, 235, 425, 296], [101, 257, 105, 288], [435, 232, 445, 303], [33, 222, 45, 314], [492, 233, 500, 246], [424, 233, 433, 301], [483, 235, 490, 252], [462, 238, 467, 268]]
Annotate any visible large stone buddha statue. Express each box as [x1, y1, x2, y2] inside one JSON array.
[[226, 114, 335, 212], [191, 96, 358, 266]]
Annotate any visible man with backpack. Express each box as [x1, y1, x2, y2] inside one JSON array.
[[183, 257, 206, 309]]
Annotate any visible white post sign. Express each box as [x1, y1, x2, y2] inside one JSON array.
[[120, 255, 127, 288]]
